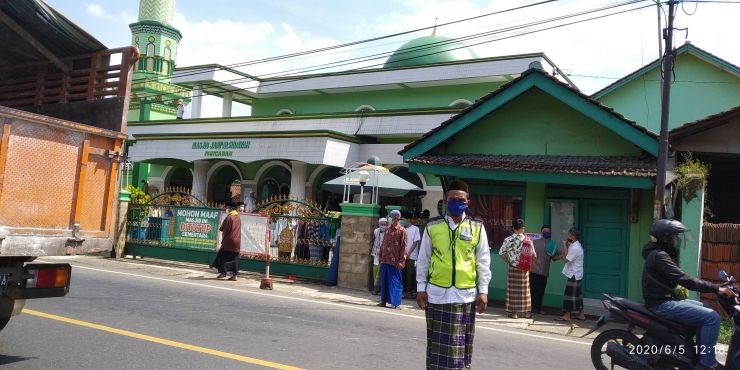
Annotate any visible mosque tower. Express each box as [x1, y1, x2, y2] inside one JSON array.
[[127, 0, 190, 121]]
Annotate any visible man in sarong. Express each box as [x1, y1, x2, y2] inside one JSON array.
[[371, 217, 388, 295], [216, 204, 241, 281], [417, 180, 491, 370], [378, 210, 407, 309]]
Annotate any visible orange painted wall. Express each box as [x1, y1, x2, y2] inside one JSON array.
[[0, 118, 119, 236]]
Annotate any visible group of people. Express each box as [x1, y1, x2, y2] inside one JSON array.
[[498, 220, 586, 321], [370, 211, 422, 307]]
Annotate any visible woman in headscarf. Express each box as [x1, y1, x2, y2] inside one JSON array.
[[499, 219, 536, 319]]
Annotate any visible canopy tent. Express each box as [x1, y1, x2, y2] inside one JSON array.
[[322, 165, 427, 198]]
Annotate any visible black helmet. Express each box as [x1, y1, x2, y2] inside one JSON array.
[[649, 219, 689, 248]]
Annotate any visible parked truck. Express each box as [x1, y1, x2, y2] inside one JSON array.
[[0, 0, 138, 331]]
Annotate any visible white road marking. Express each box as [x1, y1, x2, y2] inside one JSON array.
[[51, 261, 592, 346]]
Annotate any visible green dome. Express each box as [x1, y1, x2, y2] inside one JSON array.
[[383, 36, 478, 69]]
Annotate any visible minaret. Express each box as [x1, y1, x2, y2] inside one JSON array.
[[127, 0, 190, 121], [130, 0, 180, 81]]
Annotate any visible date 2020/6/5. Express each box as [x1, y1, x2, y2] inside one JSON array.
[[629, 345, 726, 355]]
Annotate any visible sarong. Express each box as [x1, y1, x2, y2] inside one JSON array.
[[403, 259, 417, 294], [426, 302, 476, 370], [373, 264, 381, 294], [529, 273, 548, 312], [506, 265, 531, 313], [216, 250, 239, 276], [563, 276, 583, 312], [379, 263, 402, 307]]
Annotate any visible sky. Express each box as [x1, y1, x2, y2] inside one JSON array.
[[45, 0, 740, 118]]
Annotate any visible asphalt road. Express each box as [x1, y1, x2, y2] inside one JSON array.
[[0, 260, 595, 369]]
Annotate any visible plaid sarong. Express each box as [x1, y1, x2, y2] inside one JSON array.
[[563, 276, 583, 312], [426, 302, 476, 370], [506, 265, 531, 313]]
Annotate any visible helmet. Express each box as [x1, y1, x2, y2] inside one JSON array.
[[649, 219, 689, 248]]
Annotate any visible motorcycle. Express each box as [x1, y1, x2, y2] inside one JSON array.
[[584, 270, 740, 370]]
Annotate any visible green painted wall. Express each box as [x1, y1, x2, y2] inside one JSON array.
[[680, 188, 705, 300], [149, 164, 167, 178], [423, 173, 441, 186], [598, 53, 740, 132], [237, 161, 269, 181], [626, 189, 655, 302], [251, 82, 502, 116], [437, 88, 643, 157]]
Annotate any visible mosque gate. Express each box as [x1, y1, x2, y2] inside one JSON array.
[[124, 190, 338, 280]]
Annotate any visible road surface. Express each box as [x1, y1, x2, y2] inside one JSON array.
[[0, 258, 595, 369]]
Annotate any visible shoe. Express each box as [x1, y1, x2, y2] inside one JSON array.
[[216, 274, 227, 279]]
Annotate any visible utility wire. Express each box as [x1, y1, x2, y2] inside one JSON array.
[[160, 0, 651, 101], [135, 0, 644, 90], [168, 0, 653, 101]]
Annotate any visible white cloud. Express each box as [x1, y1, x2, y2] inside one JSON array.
[[86, 3, 136, 23]]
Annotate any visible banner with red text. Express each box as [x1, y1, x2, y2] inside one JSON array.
[[173, 207, 221, 251]]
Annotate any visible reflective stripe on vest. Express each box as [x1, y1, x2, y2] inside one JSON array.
[[426, 217, 482, 289]]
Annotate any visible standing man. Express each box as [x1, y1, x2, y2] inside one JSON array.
[[417, 180, 491, 370], [140, 180, 149, 194], [555, 228, 585, 321], [216, 204, 241, 281], [176, 99, 185, 119], [371, 217, 388, 295], [378, 210, 407, 309], [244, 191, 257, 212], [529, 225, 562, 315], [402, 216, 421, 299]]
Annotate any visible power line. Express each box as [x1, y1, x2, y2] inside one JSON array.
[[136, 0, 558, 86], [570, 74, 740, 83], [162, 0, 650, 101]]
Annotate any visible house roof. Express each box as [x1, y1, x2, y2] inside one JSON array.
[[0, 0, 107, 66], [406, 154, 657, 178], [399, 68, 658, 156], [670, 105, 740, 140], [591, 43, 740, 99]]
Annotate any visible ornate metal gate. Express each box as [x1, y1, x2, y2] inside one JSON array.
[[253, 195, 340, 267]]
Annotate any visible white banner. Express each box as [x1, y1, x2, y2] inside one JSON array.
[[525, 232, 542, 241], [218, 211, 270, 256]]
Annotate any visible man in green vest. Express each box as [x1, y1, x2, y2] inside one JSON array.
[[416, 180, 491, 370]]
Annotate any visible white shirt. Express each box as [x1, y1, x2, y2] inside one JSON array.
[[371, 228, 385, 266], [562, 240, 585, 280], [416, 215, 491, 304], [176, 104, 184, 118], [405, 225, 421, 260], [244, 196, 256, 212]]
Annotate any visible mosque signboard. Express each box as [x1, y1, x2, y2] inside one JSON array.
[[173, 208, 222, 251], [192, 140, 250, 158]]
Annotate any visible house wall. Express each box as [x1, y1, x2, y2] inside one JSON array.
[[434, 88, 644, 157], [597, 53, 740, 132], [251, 82, 502, 116], [0, 111, 122, 255]]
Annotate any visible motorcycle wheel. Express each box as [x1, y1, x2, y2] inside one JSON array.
[[591, 329, 644, 370]]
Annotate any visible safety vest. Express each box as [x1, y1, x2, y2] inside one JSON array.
[[426, 216, 482, 289]]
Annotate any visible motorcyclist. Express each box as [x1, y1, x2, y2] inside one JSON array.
[[642, 219, 735, 370]]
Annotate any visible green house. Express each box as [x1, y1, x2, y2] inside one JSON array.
[[401, 67, 662, 307]]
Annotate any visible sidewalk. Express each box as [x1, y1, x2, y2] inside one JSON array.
[[47, 255, 612, 340]]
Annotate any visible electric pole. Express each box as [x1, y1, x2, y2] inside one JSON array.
[[654, 0, 676, 220]]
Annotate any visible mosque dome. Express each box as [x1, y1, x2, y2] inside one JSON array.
[[383, 35, 478, 69]]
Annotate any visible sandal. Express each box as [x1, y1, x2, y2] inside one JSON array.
[[391, 306, 402, 310], [228, 276, 237, 281], [508, 313, 518, 319], [554, 316, 571, 322], [376, 303, 387, 307], [523, 314, 532, 319], [216, 274, 227, 279]]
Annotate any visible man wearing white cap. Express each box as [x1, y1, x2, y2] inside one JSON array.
[[378, 210, 407, 309], [371, 217, 388, 295]]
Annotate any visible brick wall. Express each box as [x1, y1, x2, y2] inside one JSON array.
[[0, 107, 124, 255], [699, 223, 740, 315]]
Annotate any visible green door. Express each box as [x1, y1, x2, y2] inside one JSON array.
[[582, 200, 628, 299]]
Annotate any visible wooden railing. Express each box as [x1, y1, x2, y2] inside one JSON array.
[[0, 46, 138, 108]]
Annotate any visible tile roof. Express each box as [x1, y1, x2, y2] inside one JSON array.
[[398, 68, 657, 155], [591, 43, 740, 99], [407, 154, 657, 178], [670, 105, 740, 140]]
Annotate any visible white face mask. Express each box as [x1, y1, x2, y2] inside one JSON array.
[[379, 226, 387, 232]]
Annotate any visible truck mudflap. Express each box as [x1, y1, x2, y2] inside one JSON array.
[[19, 263, 72, 299]]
